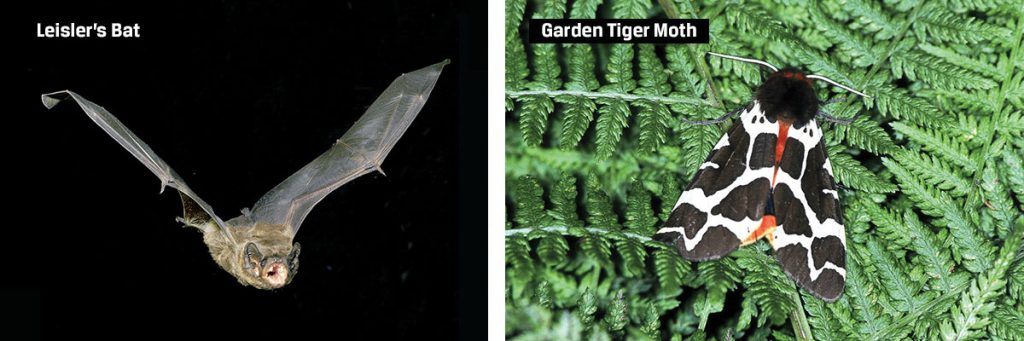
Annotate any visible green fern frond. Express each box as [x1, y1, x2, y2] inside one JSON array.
[[988, 305, 1024, 341], [918, 43, 1001, 78], [534, 230, 570, 265], [625, 181, 657, 235], [809, 4, 881, 68], [506, 1, 1024, 339], [507, 234, 535, 280], [914, 4, 1009, 44], [505, 0, 529, 91], [890, 49, 997, 90], [594, 98, 632, 159], [518, 95, 554, 147], [891, 122, 979, 173], [564, 44, 601, 91], [884, 157, 995, 273], [943, 227, 1021, 340], [677, 106, 722, 178], [841, 0, 902, 40], [513, 175, 550, 227], [691, 258, 739, 330], [617, 238, 648, 278], [902, 209, 972, 292], [826, 147, 898, 193], [844, 250, 897, 337], [579, 230, 614, 268], [890, 149, 972, 196], [1000, 149, 1024, 206], [870, 84, 955, 128], [801, 291, 855, 340], [633, 100, 673, 153], [833, 115, 898, 155], [636, 44, 671, 96], [568, 0, 601, 19], [735, 249, 798, 326], [727, 2, 803, 47], [585, 173, 620, 228], [549, 174, 584, 227], [611, 0, 649, 19], [664, 45, 706, 97], [860, 238, 933, 313], [555, 95, 597, 149], [980, 162, 1016, 239], [604, 44, 637, 93], [654, 249, 691, 295], [925, 88, 1000, 114]]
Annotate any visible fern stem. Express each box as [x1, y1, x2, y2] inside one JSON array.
[[504, 225, 671, 249], [656, 0, 678, 19], [788, 289, 813, 341], [506, 90, 708, 106], [656, 0, 727, 110]]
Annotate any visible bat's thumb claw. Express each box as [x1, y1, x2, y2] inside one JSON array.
[[158, 178, 171, 194], [375, 165, 387, 177]]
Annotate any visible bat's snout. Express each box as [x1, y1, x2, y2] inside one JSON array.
[[262, 261, 289, 288]]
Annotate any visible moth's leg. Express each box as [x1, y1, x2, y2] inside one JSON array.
[[816, 109, 855, 125], [682, 105, 746, 125], [820, 96, 848, 106]]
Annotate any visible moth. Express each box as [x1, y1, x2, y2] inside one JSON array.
[[654, 53, 869, 301], [41, 60, 449, 289]]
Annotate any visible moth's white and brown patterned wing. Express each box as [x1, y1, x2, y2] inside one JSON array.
[[655, 102, 777, 260], [771, 118, 847, 301]]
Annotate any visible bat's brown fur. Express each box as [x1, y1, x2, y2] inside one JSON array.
[[206, 222, 296, 289]]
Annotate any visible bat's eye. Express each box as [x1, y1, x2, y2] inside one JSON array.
[[243, 242, 263, 270], [287, 242, 301, 273]]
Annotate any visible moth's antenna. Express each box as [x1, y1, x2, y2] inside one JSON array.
[[806, 75, 871, 98], [707, 52, 779, 72]]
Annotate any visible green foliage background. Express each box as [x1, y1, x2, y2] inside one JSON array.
[[504, 0, 1024, 340]]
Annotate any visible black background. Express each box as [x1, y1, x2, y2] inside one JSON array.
[[6, 0, 485, 338]]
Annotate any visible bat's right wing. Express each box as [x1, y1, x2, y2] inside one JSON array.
[[247, 60, 449, 235], [42, 91, 233, 243]]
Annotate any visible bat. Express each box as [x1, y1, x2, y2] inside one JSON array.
[[654, 53, 869, 301], [41, 60, 449, 289]]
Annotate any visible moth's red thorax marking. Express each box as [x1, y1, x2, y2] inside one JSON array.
[[742, 215, 777, 246], [773, 121, 792, 186], [747, 120, 790, 247]]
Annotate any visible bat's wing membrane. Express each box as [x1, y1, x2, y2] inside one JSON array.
[[248, 60, 449, 234], [41, 90, 232, 242]]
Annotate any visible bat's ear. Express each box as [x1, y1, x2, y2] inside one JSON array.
[[243, 242, 263, 270], [287, 243, 301, 273]]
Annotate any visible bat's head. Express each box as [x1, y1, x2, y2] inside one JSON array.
[[237, 241, 301, 289], [756, 67, 819, 128]]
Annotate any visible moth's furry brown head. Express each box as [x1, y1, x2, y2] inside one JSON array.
[[756, 67, 819, 128], [237, 241, 301, 290]]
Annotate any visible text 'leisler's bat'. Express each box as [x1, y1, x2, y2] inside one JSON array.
[[41, 60, 449, 289]]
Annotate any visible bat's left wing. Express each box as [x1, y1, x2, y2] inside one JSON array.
[[248, 60, 449, 234], [41, 90, 234, 243]]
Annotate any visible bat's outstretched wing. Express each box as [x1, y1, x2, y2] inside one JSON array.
[[41, 90, 233, 243], [248, 60, 449, 234]]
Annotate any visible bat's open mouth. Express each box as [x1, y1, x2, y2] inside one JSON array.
[[263, 262, 288, 287]]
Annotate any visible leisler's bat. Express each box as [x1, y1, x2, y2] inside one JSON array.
[[41, 60, 449, 289]]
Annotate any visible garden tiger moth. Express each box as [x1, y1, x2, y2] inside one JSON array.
[[654, 53, 869, 302]]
